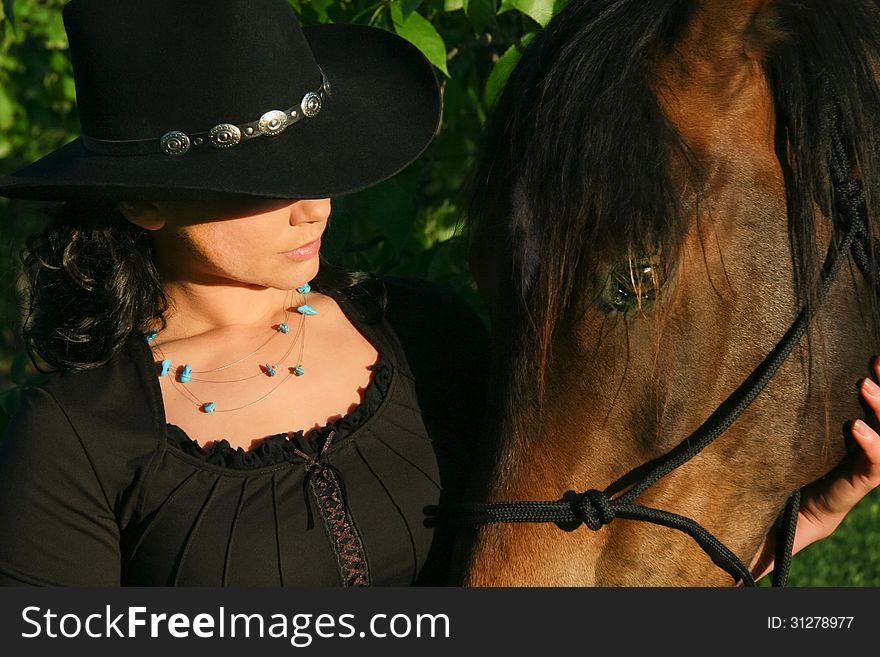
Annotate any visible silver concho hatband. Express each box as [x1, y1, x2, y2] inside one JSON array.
[[301, 92, 322, 118], [140, 70, 328, 157], [209, 124, 242, 149], [259, 110, 289, 136], [159, 131, 191, 157]]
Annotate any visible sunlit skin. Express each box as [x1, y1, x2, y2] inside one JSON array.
[[118, 197, 380, 452]]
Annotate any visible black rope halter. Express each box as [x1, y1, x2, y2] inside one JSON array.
[[436, 92, 877, 587]]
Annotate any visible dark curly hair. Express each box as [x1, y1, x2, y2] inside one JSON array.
[[21, 200, 372, 373]]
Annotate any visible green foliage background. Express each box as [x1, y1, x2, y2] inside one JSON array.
[[0, 0, 876, 586]]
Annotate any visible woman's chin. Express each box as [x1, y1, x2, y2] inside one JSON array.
[[283, 256, 321, 288]]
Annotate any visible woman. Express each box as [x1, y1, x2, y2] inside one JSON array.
[[0, 0, 486, 586], [0, 0, 876, 587]]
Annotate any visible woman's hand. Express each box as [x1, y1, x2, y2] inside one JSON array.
[[748, 366, 880, 581]]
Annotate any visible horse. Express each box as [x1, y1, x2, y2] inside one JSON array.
[[456, 0, 880, 585]]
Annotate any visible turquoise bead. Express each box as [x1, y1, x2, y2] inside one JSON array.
[[180, 364, 192, 383], [296, 304, 318, 316], [145, 330, 157, 343], [159, 359, 171, 376], [277, 323, 289, 333], [292, 366, 305, 377], [202, 402, 216, 413], [297, 283, 311, 294], [265, 363, 277, 377]]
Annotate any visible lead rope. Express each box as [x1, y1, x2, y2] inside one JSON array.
[[771, 88, 874, 587], [440, 197, 860, 587], [772, 489, 801, 587], [438, 95, 873, 587]]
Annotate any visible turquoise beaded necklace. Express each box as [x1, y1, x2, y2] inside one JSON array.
[[144, 283, 318, 413]]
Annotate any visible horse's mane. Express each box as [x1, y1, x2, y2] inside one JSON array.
[[466, 0, 880, 431]]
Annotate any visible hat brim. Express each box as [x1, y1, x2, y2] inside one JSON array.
[[0, 24, 441, 201]]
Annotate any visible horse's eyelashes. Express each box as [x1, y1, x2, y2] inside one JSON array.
[[599, 256, 663, 314]]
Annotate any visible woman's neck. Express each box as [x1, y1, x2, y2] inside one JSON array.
[[149, 282, 296, 343]]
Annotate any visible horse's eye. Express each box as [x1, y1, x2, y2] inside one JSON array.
[[600, 257, 662, 313]]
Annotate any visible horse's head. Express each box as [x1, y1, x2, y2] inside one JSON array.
[[462, 0, 880, 585]]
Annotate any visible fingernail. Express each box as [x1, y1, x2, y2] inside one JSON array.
[[862, 378, 880, 398], [853, 419, 872, 439]]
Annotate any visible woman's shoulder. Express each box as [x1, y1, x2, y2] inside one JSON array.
[[337, 275, 489, 367], [383, 275, 488, 355], [365, 276, 490, 425], [2, 336, 164, 487], [0, 375, 129, 586], [29, 334, 159, 428], [382, 275, 487, 321], [341, 274, 487, 335]]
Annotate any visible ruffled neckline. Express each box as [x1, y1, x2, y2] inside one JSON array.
[[164, 355, 393, 469]]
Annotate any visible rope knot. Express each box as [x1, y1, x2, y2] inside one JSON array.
[[574, 489, 615, 531]]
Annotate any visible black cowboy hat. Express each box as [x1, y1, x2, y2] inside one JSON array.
[[0, 0, 442, 201]]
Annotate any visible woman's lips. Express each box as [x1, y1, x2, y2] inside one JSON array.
[[281, 238, 320, 261]]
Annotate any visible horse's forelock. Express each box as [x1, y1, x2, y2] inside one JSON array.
[[467, 0, 696, 407], [468, 0, 880, 414]]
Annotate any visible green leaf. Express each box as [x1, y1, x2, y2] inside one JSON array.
[[443, 0, 465, 11], [364, 179, 417, 250], [464, 0, 495, 35], [306, 0, 334, 23], [62, 75, 76, 102], [554, 0, 572, 13], [0, 84, 14, 130], [483, 32, 535, 107], [390, 3, 449, 77], [499, 0, 555, 27], [2, 0, 14, 28], [401, 0, 424, 17]]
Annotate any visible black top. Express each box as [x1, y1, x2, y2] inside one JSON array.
[[0, 278, 487, 586]]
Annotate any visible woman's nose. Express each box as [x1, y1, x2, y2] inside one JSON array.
[[290, 198, 331, 225]]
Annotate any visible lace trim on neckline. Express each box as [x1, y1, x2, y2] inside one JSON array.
[[164, 356, 393, 469]]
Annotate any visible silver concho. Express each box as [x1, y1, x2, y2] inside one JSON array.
[[160, 131, 191, 156], [209, 123, 242, 149], [301, 91, 322, 118], [258, 110, 289, 136]]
